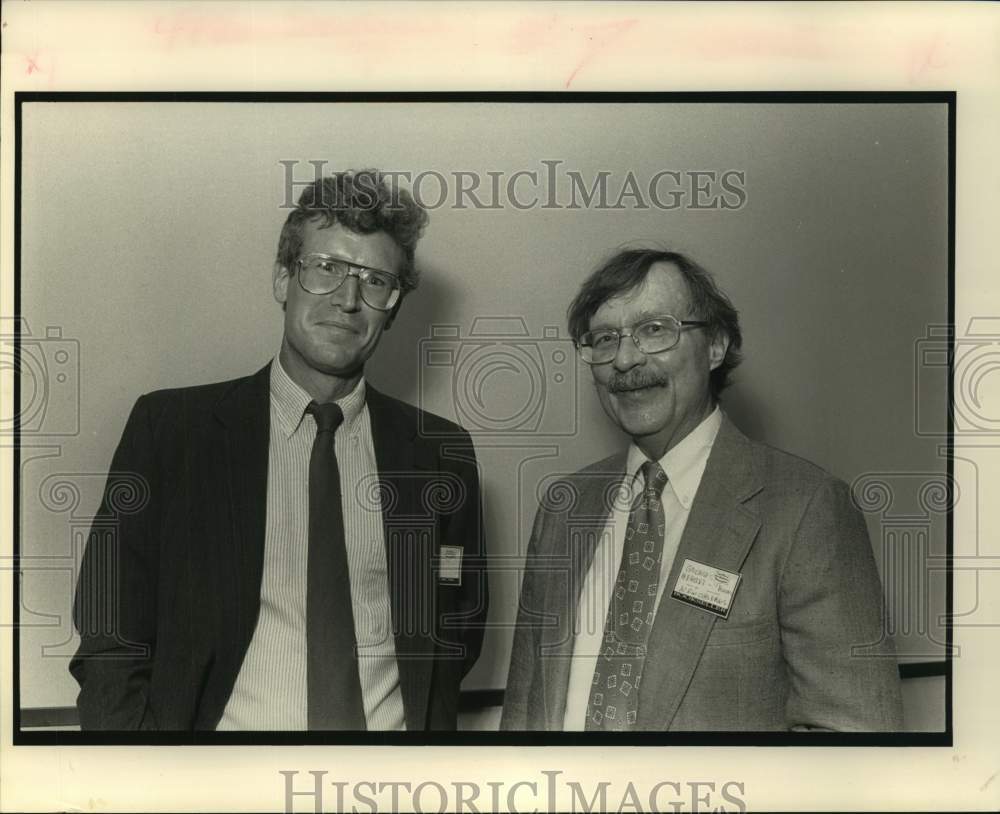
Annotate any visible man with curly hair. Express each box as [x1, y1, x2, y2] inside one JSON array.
[[71, 170, 487, 731], [502, 248, 901, 732]]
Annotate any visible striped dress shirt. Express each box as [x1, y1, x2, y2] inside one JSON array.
[[217, 358, 405, 730]]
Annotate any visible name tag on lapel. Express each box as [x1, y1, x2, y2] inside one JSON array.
[[438, 545, 463, 585], [671, 558, 741, 619]]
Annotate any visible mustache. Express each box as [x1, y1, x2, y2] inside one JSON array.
[[606, 371, 669, 393]]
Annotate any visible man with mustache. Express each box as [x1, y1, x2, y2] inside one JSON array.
[[502, 248, 901, 731], [70, 169, 487, 731]]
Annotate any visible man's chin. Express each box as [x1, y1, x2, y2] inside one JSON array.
[[607, 407, 661, 437], [294, 347, 367, 380], [303, 341, 371, 375], [314, 358, 365, 378]]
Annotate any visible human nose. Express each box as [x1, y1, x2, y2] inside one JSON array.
[[329, 271, 362, 311], [611, 329, 644, 372]]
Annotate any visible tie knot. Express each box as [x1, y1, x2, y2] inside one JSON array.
[[307, 401, 344, 435], [639, 460, 668, 498]]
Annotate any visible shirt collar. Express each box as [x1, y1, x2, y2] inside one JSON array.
[[624, 406, 723, 509], [270, 355, 368, 440]]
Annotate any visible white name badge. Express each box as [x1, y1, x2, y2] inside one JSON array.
[[671, 558, 742, 618], [438, 545, 463, 585]]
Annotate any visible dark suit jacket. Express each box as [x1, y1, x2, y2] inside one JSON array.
[[70, 363, 488, 731], [501, 415, 902, 731]]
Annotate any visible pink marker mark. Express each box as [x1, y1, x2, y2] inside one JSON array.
[[908, 34, 948, 82], [25, 53, 41, 74], [565, 19, 638, 88], [509, 14, 560, 55]]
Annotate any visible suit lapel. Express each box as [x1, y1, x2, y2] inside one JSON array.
[[365, 385, 435, 731], [541, 455, 625, 730], [212, 364, 272, 670], [637, 416, 764, 730], [211, 374, 435, 728]]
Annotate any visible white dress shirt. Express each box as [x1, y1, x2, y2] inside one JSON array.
[[217, 357, 405, 730], [563, 406, 723, 730]]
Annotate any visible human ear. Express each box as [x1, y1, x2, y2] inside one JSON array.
[[708, 332, 729, 371], [272, 262, 290, 305]]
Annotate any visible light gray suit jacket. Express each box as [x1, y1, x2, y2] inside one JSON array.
[[501, 415, 903, 731]]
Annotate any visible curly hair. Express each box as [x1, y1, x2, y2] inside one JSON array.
[[567, 248, 743, 399], [276, 169, 429, 294]]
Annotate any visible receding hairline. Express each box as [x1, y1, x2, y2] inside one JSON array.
[[584, 260, 699, 329]]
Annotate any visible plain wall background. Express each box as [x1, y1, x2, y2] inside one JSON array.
[[17, 101, 948, 725]]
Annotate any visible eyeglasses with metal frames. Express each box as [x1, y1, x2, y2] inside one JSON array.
[[295, 252, 402, 311], [575, 314, 708, 365]]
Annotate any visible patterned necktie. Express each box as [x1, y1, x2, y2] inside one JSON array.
[[586, 459, 669, 731], [305, 401, 366, 730]]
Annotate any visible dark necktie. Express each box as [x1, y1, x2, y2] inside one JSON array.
[[306, 401, 366, 730], [586, 459, 669, 731]]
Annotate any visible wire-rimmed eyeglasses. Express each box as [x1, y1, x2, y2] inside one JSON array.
[[575, 314, 707, 365], [296, 253, 402, 311]]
